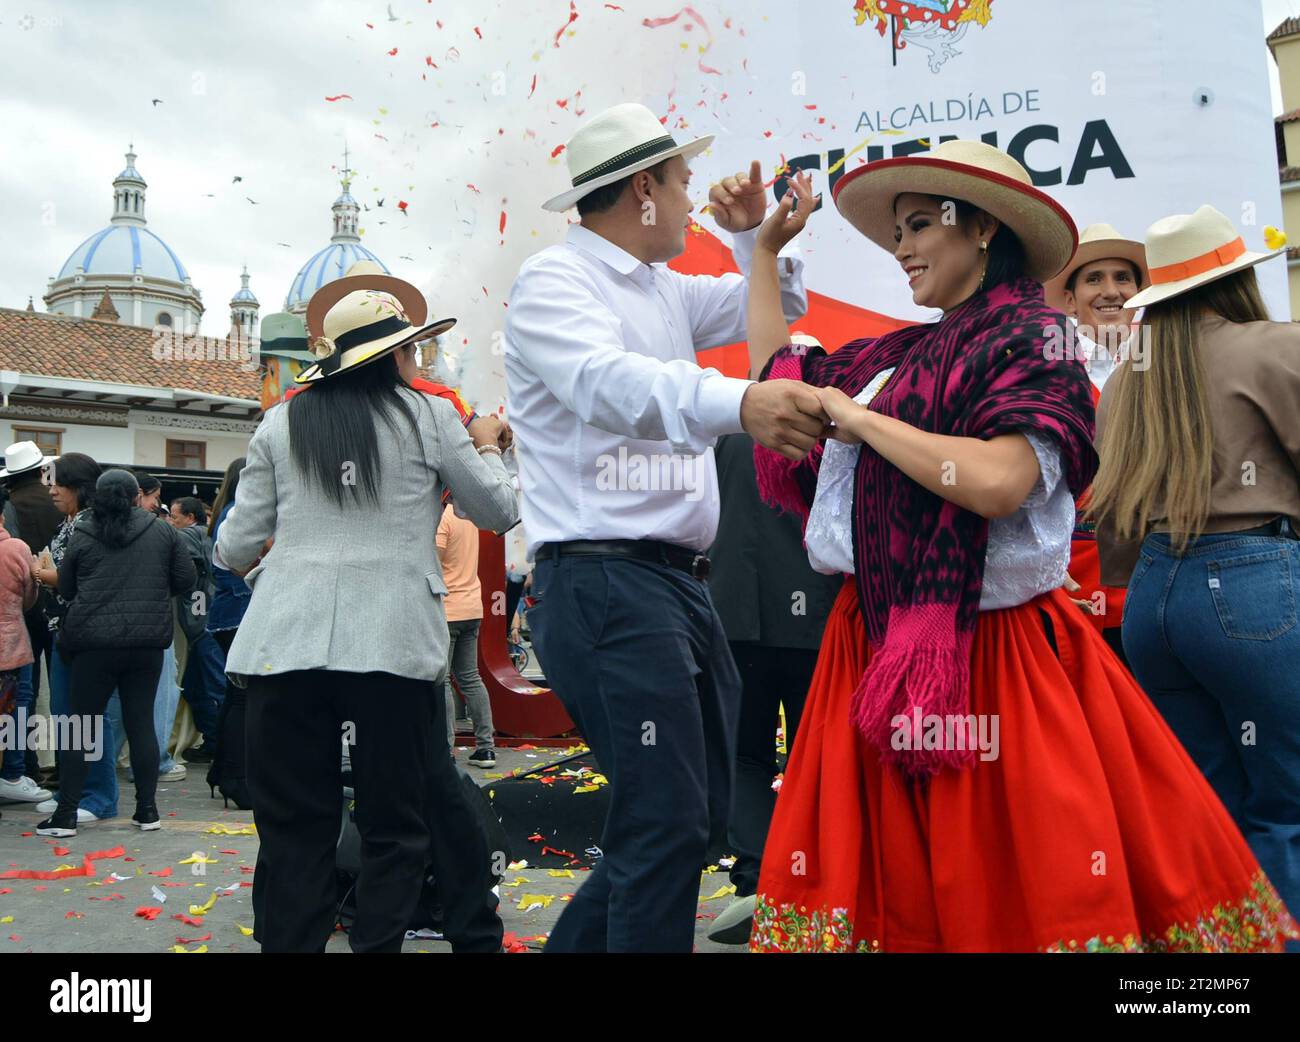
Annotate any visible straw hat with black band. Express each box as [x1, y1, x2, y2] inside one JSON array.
[[1122, 205, 1284, 310], [1043, 223, 1149, 312], [543, 102, 714, 213], [295, 281, 455, 384], [831, 139, 1078, 282]]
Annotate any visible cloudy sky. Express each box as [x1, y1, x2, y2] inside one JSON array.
[[1, 0, 1296, 402]]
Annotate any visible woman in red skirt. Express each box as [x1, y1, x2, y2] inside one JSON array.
[[738, 141, 1297, 952]]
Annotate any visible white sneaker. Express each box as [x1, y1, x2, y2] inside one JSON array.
[[159, 764, 187, 781], [0, 776, 53, 802], [34, 800, 104, 823]]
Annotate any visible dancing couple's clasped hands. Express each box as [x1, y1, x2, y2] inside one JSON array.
[[709, 161, 865, 459]]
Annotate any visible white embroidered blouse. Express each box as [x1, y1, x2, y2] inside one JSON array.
[[803, 367, 1074, 610]]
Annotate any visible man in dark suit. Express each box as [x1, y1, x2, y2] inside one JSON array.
[[707, 431, 840, 944]]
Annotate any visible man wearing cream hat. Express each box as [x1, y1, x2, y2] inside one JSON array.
[[1045, 224, 1149, 657], [506, 102, 819, 952]]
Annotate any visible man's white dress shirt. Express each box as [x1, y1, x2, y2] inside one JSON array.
[[505, 224, 807, 559]]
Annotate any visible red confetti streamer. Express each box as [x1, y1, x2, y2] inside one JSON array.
[[550, 143, 566, 158], [528, 74, 537, 98], [553, 1, 579, 47], [467, 183, 481, 193], [605, 3, 624, 8], [217, 850, 240, 856], [175, 932, 212, 944], [149, 867, 173, 877], [53, 846, 70, 856], [134, 906, 162, 921], [0, 888, 10, 894], [0, 845, 125, 881], [499, 210, 507, 236], [425, 55, 437, 68], [324, 94, 353, 102], [527, 833, 546, 843], [172, 914, 204, 927], [387, 47, 398, 56], [365, 23, 374, 29], [474, 26, 482, 38], [540, 845, 575, 859], [65, 911, 83, 919]]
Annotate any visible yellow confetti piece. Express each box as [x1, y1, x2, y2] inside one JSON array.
[[204, 825, 256, 836], [1265, 226, 1288, 250], [179, 854, 218, 865], [0, 916, 13, 924], [547, 869, 575, 879], [188, 892, 219, 917], [702, 865, 719, 874], [574, 784, 599, 794], [518, 893, 555, 911], [702, 885, 737, 901], [507, 859, 528, 871], [169, 944, 209, 954], [236, 924, 254, 936], [501, 876, 529, 888]]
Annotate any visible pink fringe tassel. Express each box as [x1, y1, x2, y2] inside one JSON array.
[[850, 604, 976, 776]]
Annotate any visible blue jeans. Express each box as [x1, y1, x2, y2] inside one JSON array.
[[1, 663, 36, 781], [106, 643, 181, 778], [49, 645, 118, 819], [181, 632, 227, 743], [1122, 525, 1300, 943]]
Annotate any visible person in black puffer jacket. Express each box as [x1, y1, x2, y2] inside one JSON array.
[[37, 470, 195, 838]]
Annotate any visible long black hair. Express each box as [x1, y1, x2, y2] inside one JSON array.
[[91, 469, 139, 549], [53, 453, 102, 510], [208, 456, 246, 536], [286, 352, 418, 507]]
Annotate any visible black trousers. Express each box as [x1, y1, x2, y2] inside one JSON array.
[[529, 555, 741, 952], [727, 642, 819, 896], [58, 647, 163, 816], [24, 613, 53, 778], [246, 669, 501, 953]]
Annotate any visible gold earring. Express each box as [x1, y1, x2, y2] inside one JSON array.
[[980, 241, 988, 251]]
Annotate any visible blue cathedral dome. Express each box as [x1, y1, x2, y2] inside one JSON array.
[[284, 242, 388, 311], [58, 224, 190, 281]]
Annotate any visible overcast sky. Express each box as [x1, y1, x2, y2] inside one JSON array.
[[2, 0, 1297, 393]]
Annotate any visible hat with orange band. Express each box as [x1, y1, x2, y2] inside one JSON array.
[[1124, 205, 1284, 309]]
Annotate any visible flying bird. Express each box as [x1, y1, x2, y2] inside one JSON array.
[[151, 98, 163, 106], [399, 254, 414, 261], [232, 175, 243, 183], [387, 3, 398, 21], [376, 198, 385, 207], [276, 242, 292, 247], [245, 197, 259, 204]]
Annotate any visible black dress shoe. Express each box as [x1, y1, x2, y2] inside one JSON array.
[[182, 744, 215, 764]]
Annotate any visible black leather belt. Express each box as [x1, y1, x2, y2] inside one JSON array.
[[1235, 517, 1299, 540], [540, 539, 711, 580]]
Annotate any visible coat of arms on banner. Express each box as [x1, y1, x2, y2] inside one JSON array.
[[853, 0, 995, 73]]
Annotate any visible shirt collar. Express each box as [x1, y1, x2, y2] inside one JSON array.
[[567, 224, 654, 283]]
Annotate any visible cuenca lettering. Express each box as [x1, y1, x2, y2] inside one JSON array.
[[776, 120, 1133, 198], [49, 973, 151, 1022]]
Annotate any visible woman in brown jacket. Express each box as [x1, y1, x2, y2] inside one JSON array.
[[1093, 205, 1300, 950]]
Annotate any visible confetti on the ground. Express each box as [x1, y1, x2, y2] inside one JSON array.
[[518, 893, 555, 911], [0, 845, 126, 881], [188, 892, 219, 917], [205, 825, 255, 836], [237, 924, 254, 937], [134, 906, 162, 921], [701, 885, 736, 901]]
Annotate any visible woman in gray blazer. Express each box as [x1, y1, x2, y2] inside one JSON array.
[[216, 282, 517, 953]]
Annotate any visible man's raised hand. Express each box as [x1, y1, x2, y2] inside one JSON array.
[[708, 159, 768, 233]]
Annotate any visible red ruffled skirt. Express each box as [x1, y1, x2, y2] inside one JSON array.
[[751, 580, 1298, 952]]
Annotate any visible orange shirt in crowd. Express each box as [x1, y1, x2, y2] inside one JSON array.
[[436, 508, 482, 622]]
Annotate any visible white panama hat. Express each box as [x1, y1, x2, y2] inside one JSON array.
[[1123, 205, 1284, 309], [0, 441, 56, 479], [542, 102, 713, 213]]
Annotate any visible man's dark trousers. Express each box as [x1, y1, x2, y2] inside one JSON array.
[[530, 553, 740, 952]]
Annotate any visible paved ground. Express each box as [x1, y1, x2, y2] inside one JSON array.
[[0, 747, 743, 953]]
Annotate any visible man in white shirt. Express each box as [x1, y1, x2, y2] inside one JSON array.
[[505, 103, 819, 952]]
